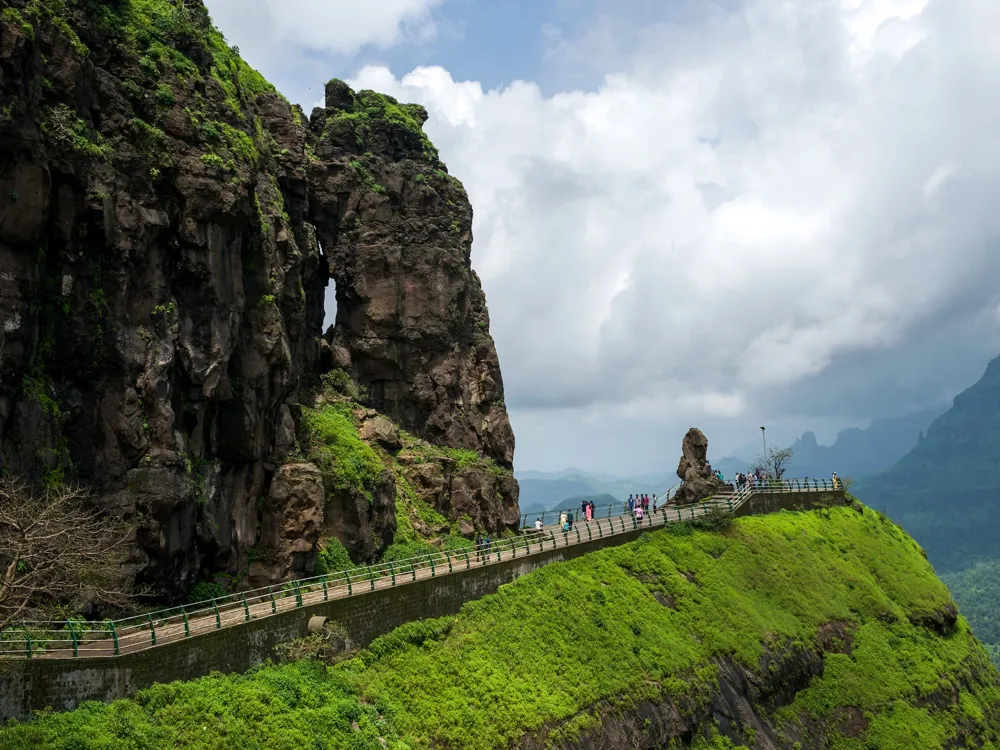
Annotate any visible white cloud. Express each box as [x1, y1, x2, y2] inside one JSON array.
[[340, 0, 1000, 470], [203, 0, 1000, 471], [205, 0, 443, 57]]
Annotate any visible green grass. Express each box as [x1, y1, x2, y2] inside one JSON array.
[[199, 153, 225, 169], [5, 508, 998, 749], [2, 6, 34, 39], [24, 0, 85, 54], [301, 404, 387, 502], [398, 429, 492, 472]]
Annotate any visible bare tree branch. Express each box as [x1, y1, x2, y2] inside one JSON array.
[[753, 447, 795, 480], [0, 478, 139, 632]]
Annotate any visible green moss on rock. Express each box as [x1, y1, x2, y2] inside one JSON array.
[[322, 81, 440, 163], [300, 403, 386, 502]]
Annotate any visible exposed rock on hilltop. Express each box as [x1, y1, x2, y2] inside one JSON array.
[[674, 427, 725, 504], [0, 0, 517, 598]]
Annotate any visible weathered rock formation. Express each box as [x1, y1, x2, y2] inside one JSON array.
[[0, 0, 518, 599], [310, 80, 515, 468], [673, 427, 724, 505]]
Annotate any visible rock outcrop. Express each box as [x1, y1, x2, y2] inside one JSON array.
[[399, 453, 521, 534], [256, 462, 325, 583], [0, 0, 518, 598], [309, 80, 516, 468], [673, 427, 724, 505]]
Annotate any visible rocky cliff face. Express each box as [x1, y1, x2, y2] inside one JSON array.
[[0, 0, 517, 599]]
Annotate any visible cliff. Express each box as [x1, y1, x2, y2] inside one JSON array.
[[4, 506, 999, 749], [0, 0, 517, 599], [854, 354, 1000, 665]]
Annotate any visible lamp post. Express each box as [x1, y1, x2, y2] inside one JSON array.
[[760, 426, 767, 477]]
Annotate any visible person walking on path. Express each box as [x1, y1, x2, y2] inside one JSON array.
[[652, 494, 658, 512], [635, 504, 644, 523], [627, 495, 634, 513], [567, 510, 574, 530], [483, 534, 492, 560], [832, 472, 840, 489]]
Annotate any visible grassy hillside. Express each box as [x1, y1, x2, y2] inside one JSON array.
[[3, 506, 998, 749], [853, 355, 1000, 664]]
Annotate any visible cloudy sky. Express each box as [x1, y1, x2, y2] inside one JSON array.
[[205, 0, 1000, 475]]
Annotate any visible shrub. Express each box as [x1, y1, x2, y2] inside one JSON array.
[[274, 622, 352, 665], [138, 55, 159, 79], [201, 120, 221, 143], [187, 581, 227, 604], [154, 82, 174, 106], [40, 105, 113, 158], [320, 368, 358, 399], [132, 117, 167, 153], [314, 537, 353, 575], [199, 153, 224, 169], [691, 507, 733, 532], [120, 78, 144, 101]]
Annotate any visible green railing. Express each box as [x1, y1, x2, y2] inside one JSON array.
[[0, 478, 840, 660]]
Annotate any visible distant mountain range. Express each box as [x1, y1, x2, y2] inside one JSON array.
[[852, 354, 1000, 664], [517, 406, 943, 516], [709, 407, 944, 483], [854, 355, 1000, 572]]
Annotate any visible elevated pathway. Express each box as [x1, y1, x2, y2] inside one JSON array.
[[0, 478, 845, 721], [0, 478, 844, 662]]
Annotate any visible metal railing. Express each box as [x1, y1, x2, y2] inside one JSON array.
[[518, 484, 681, 529], [0, 477, 840, 660]]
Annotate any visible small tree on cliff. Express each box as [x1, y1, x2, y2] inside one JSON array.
[[0, 478, 138, 632], [753, 447, 794, 481]]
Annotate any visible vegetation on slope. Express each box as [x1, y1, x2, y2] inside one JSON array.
[[300, 402, 387, 502], [853, 355, 1000, 665], [942, 560, 1000, 666], [301, 372, 505, 572], [4, 507, 998, 749]]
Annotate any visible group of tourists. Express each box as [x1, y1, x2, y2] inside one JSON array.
[[626, 493, 657, 520], [734, 468, 765, 489], [558, 510, 575, 532], [482, 467, 844, 566], [473, 532, 493, 562]]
